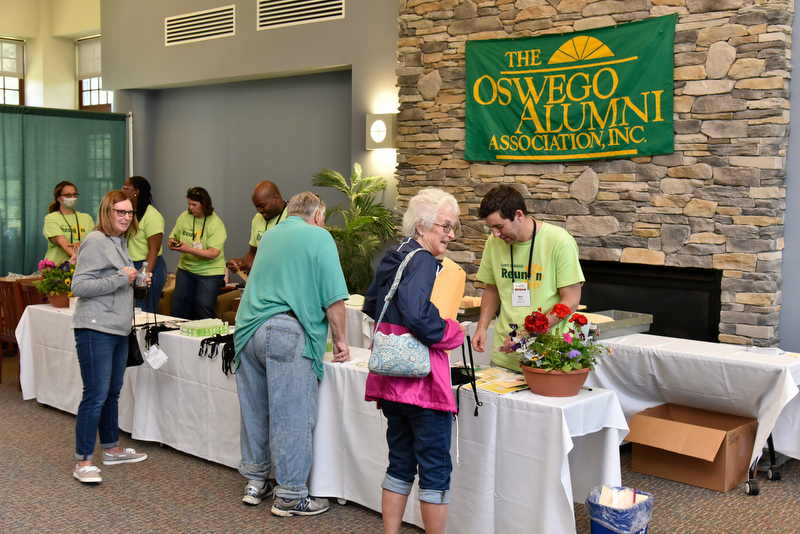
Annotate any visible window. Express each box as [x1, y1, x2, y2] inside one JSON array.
[[0, 38, 25, 105], [76, 37, 112, 111], [79, 76, 111, 110]]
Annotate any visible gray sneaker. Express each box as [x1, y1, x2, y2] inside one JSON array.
[[271, 496, 330, 517], [242, 479, 274, 505], [102, 448, 148, 465]]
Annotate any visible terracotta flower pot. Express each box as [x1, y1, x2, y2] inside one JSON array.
[[519, 365, 590, 397], [47, 292, 70, 308]]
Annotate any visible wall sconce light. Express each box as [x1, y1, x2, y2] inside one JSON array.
[[366, 113, 397, 150]]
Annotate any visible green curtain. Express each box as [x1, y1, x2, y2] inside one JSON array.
[[0, 104, 127, 276]]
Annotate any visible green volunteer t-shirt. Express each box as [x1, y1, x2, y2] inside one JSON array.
[[43, 210, 96, 265], [476, 221, 585, 371], [169, 211, 227, 276], [127, 205, 165, 261], [248, 204, 288, 248]]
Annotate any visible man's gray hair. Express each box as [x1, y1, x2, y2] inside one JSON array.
[[402, 188, 459, 238], [287, 192, 326, 222]]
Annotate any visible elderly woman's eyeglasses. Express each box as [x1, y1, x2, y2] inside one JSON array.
[[113, 209, 135, 218], [433, 222, 459, 234]]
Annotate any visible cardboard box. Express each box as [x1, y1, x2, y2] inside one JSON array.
[[626, 404, 758, 492]]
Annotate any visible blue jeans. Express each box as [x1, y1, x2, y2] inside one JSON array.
[[171, 268, 224, 319], [381, 400, 453, 504], [236, 314, 318, 500], [74, 329, 128, 461], [133, 256, 168, 314]]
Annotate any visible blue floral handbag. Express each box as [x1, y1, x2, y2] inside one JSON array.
[[368, 249, 431, 378]]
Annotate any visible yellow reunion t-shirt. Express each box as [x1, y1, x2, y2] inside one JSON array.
[[127, 205, 165, 261], [169, 211, 227, 276], [248, 204, 288, 248], [43, 210, 95, 265], [476, 222, 585, 371]]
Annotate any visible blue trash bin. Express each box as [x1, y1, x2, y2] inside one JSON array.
[[585, 486, 654, 534]]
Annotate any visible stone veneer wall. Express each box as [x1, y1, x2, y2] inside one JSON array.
[[396, 0, 792, 346]]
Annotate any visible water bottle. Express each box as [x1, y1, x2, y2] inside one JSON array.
[[133, 262, 148, 301]]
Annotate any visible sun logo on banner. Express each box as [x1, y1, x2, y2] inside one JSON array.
[[548, 35, 614, 64]]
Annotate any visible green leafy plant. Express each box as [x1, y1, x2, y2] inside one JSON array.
[[509, 304, 610, 372], [33, 259, 75, 296], [312, 163, 395, 294]]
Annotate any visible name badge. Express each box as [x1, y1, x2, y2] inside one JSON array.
[[192, 240, 202, 249], [511, 282, 531, 307]]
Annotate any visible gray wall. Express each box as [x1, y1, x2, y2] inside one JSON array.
[[780, 12, 799, 351], [116, 71, 352, 273]]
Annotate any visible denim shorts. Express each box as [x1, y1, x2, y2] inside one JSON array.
[[381, 400, 452, 504]]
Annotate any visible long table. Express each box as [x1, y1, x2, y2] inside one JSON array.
[[587, 334, 800, 465], [18, 304, 628, 533]]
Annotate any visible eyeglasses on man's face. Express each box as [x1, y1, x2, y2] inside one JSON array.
[[113, 209, 135, 218]]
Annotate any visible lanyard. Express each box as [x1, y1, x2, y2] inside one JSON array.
[[265, 203, 287, 232], [192, 215, 208, 241], [60, 211, 80, 244], [510, 218, 536, 288]]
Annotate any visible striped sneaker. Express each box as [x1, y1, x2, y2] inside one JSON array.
[[102, 448, 148, 465], [271, 496, 330, 517]]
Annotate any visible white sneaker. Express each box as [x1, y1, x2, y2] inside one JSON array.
[[73, 464, 102, 483]]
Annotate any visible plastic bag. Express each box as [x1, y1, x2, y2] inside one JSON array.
[[584, 485, 654, 534]]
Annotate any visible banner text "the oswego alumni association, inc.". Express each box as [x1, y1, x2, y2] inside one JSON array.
[[465, 15, 677, 163]]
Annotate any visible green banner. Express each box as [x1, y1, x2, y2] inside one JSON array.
[[465, 15, 676, 162]]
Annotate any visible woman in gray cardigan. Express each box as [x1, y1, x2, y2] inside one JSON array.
[[70, 190, 150, 484]]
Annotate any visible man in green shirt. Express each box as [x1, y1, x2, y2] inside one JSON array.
[[472, 185, 585, 371], [227, 180, 288, 276]]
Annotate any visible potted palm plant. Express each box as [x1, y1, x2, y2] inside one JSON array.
[[311, 163, 395, 294]]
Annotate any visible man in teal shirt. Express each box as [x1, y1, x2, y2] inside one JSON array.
[[234, 192, 349, 517]]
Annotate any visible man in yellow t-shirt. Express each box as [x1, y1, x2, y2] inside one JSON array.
[[227, 181, 288, 276], [472, 185, 585, 371]]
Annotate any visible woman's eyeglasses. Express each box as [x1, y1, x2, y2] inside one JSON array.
[[113, 209, 135, 218], [61, 193, 79, 198], [432, 222, 459, 234]]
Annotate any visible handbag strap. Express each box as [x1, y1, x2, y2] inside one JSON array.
[[372, 248, 423, 337]]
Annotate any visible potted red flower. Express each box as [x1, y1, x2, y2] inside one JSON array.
[[509, 304, 610, 396]]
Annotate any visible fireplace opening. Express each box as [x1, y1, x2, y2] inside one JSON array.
[[579, 260, 722, 342]]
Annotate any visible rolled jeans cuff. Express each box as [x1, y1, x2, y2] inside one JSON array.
[[419, 488, 450, 505], [381, 473, 413, 496]]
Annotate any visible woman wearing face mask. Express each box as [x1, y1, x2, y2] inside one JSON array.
[[43, 181, 95, 264], [167, 187, 227, 320]]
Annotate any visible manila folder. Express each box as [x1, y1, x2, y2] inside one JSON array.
[[430, 257, 466, 321]]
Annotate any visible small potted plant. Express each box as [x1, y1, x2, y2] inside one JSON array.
[[509, 304, 610, 396], [33, 259, 74, 308]]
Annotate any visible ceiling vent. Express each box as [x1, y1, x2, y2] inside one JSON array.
[[257, 0, 344, 31], [165, 5, 236, 46]]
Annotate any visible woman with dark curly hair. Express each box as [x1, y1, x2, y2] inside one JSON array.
[[121, 176, 167, 313]]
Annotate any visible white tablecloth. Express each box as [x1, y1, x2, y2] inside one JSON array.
[[587, 334, 800, 464], [311, 348, 628, 533], [18, 304, 628, 533]]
